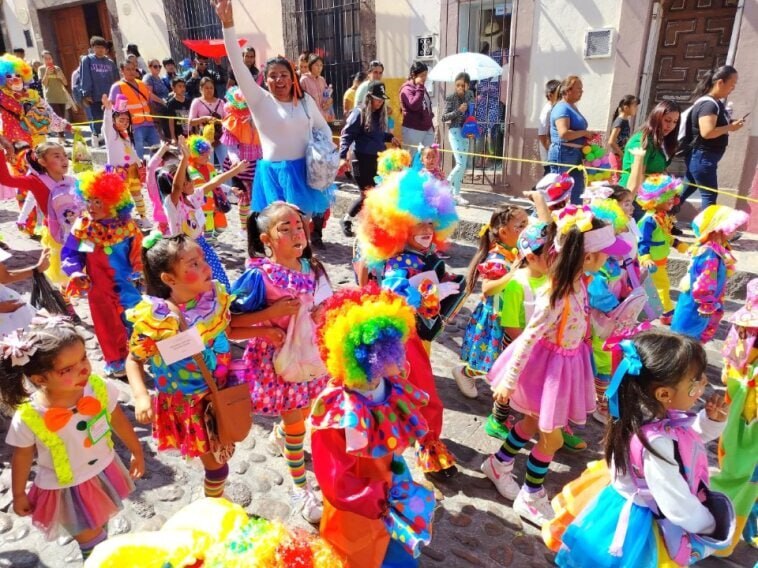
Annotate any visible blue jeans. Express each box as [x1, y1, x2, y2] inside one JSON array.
[[447, 127, 469, 195], [132, 124, 161, 160], [682, 147, 723, 210], [548, 143, 584, 204], [85, 103, 105, 136]]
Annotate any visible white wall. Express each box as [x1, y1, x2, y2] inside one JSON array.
[[528, 0, 621, 129], [376, 0, 441, 80], [113, 2, 170, 64], [231, 1, 285, 65], [3, 0, 39, 60]]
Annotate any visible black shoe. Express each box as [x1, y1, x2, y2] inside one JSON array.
[[426, 465, 459, 482], [340, 217, 354, 238], [729, 231, 743, 243], [311, 236, 326, 250], [671, 225, 684, 237]]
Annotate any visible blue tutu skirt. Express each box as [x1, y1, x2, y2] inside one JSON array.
[[556, 485, 658, 568], [253, 157, 333, 216], [460, 298, 507, 373], [197, 235, 230, 291]]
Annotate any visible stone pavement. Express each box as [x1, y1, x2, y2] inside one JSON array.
[[0, 194, 756, 567]]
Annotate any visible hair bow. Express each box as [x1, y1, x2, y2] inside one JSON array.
[[556, 205, 594, 235], [30, 311, 72, 330], [478, 223, 490, 238], [143, 230, 163, 250], [605, 339, 643, 419], [0, 330, 38, 367]]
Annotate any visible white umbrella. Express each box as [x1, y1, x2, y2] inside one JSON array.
[[428, 52, 503, 82]]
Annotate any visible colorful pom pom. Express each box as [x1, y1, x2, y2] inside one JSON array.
[[188, 134, 212, 158], [76, 169, 133, 218], [375, 148, 412, 181]]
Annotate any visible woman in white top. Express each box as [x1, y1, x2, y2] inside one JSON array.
[[189, 77, 229, 167], [218, 0, 332, 246]]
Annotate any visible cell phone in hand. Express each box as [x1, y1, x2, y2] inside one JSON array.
[[742, 112, 751, 121]]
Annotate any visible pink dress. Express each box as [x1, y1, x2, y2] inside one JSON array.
[[487, 281, 595, 432]]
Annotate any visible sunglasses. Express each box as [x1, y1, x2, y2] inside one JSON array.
[[150, 64, 161, 69]]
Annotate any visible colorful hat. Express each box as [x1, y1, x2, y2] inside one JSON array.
[[555, 205, 631, 257], [728, 278, 758, 327], [536, 173, 574, 206], [517, 221, 549, 257], [636, 174, 682, 211], [580, 181, 614, 202], [590, 198, 629, 234], [188, 134, 212, 158], [692, 204, 748, 244], [113, 94, 129, 113], [316, 285, 416, 389]]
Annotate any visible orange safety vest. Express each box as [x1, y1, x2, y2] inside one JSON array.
[[118, 80, 152, 126]]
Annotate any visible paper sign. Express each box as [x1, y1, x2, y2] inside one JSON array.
[[87, 409, 111, 444], [78, 240, 95, 253], [156, 326, 205, 365], [408, 270, 439, 290]]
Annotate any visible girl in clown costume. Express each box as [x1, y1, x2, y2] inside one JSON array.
[[1, 314, 143, 561], [61, 170, 143, 377], [310, 285, 435, 567], [356, 164, 465, 479], [672, 204, 748, 343]]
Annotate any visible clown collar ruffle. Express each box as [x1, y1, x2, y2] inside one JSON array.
[[71, 215, 140, 248]]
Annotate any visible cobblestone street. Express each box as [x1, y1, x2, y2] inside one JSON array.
[[0, 193, 755, 567]]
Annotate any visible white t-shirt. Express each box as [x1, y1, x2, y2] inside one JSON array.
[[163, 193, 205, 239], [6, 377, 120, 490], [0, 284, 36, 338], [538, 101, 552, 161]]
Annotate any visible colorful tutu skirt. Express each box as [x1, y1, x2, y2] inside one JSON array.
[[197, 235, 230, 291], [460, 298, 507, 373], [243, 338, 328, 416], [28, 456, 134, 540], [154, 390, 211, 458], [252, 157, 332, 216], [488, 338, 596, 432]]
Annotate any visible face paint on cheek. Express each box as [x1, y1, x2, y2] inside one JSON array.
[[414, 235, 434, 249], [182, 269, 200, 284]]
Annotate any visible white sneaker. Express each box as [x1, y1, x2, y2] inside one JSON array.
[[480, 454, 520, 500], [452, 365, 478, 399], [268, 425, 286, 457], [90, 134, 100, 148], [292, 484, 323, 524], [513, 486, 554, 527], [455, 196, 470, 205], [592, 409, 609, 425]]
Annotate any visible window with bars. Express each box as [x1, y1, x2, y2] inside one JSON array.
[[292, 0, 362, 122], [163, 0, 223, 65]]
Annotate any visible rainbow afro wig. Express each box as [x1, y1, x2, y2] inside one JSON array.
[[0, 54, 32, 88], [590, 198, 628, 233], [692, 204, 748, 244], [76, 169, 133, 218], [357, 166, 458, 264], [225, 86, 249, 111], [317, 284, 416, 389], [188, 134, 212, 158], [375, 147, 411, 180], [636, 174, 683, 211]]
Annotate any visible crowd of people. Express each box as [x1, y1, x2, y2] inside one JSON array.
[[0, 0, 755, 565]]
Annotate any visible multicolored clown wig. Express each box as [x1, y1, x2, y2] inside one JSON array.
[[0, 54, 32, 90], [225, 86, 248, 112], [636, 174, 683, 211], [375, 148, 411, 180], [76, 169, 133, 219], [692, 204, 748, 245], [188, 134, 212, 159], [590, 197, 629, 234], [357, 166, 458, 264], [317, 285, 416, 389]]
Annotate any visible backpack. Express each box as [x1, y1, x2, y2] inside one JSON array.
[[677, 96, 717, 156], [47, 179, 84, 244]]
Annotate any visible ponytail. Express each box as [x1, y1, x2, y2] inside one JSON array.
[[611, 94, 640, 121], [549, 217, 605, 307], [141, 234, 194, 299], [692, 65, 738, 98]]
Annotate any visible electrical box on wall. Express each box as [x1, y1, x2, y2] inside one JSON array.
[[584, 28, 614, 59]]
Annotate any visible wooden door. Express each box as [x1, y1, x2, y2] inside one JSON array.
[[52, 6, 90, 123], [647, 0, 738, 114]]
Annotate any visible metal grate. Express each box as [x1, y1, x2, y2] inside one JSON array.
[[584, 28, 614, 59], [292, 0, 362, 122], [163, 0, 223, 67]]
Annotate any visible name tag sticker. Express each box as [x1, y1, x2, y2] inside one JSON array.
[[87, 409, 111, 444], [156, 326, 205, 365]]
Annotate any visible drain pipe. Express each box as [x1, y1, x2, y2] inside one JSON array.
[[726, 0, 744, 66], [503, 0, 518, 180]]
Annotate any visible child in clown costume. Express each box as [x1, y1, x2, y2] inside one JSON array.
[[310, 285, 435, 567], [357, 164, 465, 479], [220, 86, 262, 227], [0, 54, 36, 147], [61, 170, 143, 377], [636, 174, 688, 324], [672, 204, 748, 344], [709, 278, 758, 554], [187, 134, 230, 234]]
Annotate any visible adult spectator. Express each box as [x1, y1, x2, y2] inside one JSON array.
[[400, 61, 434, 157], [108, 59, 162, 158], [618, 100, 681, 188], [681, 65, 744, 210], [354, 60, 383, 107], [343, 71, 366, 115], [145, 58, 171, 139], [441, 72, 475, 204], [29, 61, 43, 97], [228, 46, 260, 89], [297, 51, 311, 78], [127, 54, 145, 79], [12, 48, 25, 61], [125, 44, 148, 76], [219, 2, 332, 249], [538, 79, 561, 175], [185, 55, 225, 100], [189, 77, 228, 165], [548, 75, 593, 204], [79, 36, 120, 147], [161, 58, 179, 90], [39, 51, 73, 143], [299, 54, 335, 123], [166, 77, 193, 142]]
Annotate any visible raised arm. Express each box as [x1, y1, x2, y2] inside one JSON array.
[[216, 1, 265, 108]]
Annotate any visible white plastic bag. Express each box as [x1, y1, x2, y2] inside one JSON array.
[[273, 296, 327, 383], [302, 98, 340, 190]]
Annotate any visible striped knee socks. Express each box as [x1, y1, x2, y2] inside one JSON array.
[[128, 181, 147, 219], [204, 463, 229, 498], [283, 422, 307, 488], [79, 529, 107, 560], [595, 374, 610, 415], [524, 448, 553, 492], [495, 421, 529, 463]]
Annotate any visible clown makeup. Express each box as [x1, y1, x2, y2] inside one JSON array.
[[657, 368, 708, 413], [87, 197, 109, 220], [114, 113, 131, 132], [261, 208, 308, 266], [409, 222, 435, 251], [161, 241, 213, 299], [31, 340, 91, 394], [7, 73, 23, 92], [497, 209, 529, 248]]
